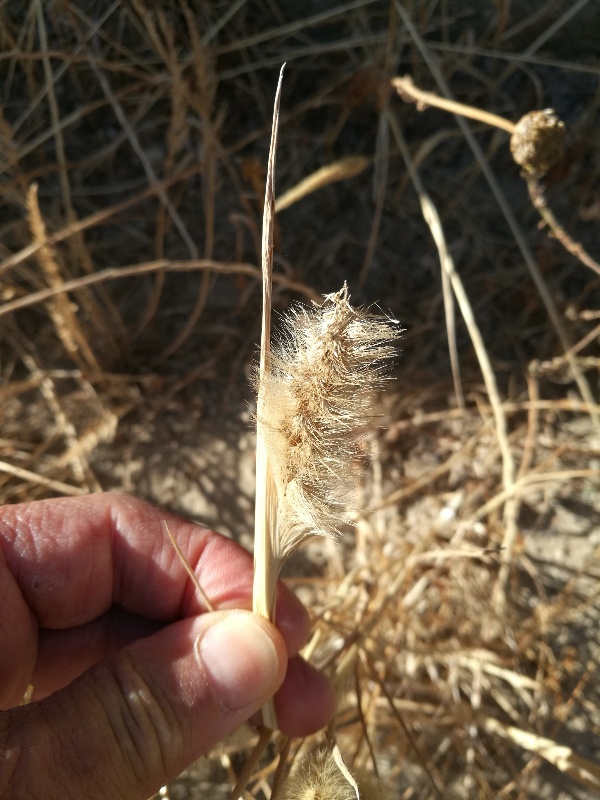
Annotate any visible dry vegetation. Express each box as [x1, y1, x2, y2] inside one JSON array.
[[1, 1, 600, 798]]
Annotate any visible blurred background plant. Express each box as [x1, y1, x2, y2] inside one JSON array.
[[1, 2, 599, 798]]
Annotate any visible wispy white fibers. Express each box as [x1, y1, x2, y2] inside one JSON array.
[[279, 746, 388, 800], [259, 283, 399, 563]]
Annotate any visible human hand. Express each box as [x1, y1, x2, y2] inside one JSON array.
[[0, 492, 335, 799]]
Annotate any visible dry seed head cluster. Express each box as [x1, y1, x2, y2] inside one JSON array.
[[279, 748, 357, 800], [510, 109, 566, 177], [259, 284, 398, 560]]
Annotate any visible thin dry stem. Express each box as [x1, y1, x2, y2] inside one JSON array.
[[387, 109, 519, 611], [21, 351, 100, 490], [481, 716, 600, 793], [253, 64, 285, 731], [275, 156, 368, 213], [26, 183, 99, 373], [386, 114, 517, 557], [527, 178, 600, 278], [0, 459, 86, 495], [163, 521, 214, 613], [228, 727, 273, 800], [0, 258, 321, 321], [385, 112, 464, 409], [392, 75, 516, 134]]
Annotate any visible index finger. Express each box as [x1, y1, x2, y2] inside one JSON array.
[[0, 492, 308, 639]]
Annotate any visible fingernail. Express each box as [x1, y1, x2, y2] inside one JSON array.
[[197, 613, 280, 711]]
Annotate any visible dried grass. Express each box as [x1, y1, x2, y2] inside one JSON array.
[[1, 2, 599, 799]]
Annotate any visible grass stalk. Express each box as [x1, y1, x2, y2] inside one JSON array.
[[386, 110, 518, 610], [252, 64, 285, 729]]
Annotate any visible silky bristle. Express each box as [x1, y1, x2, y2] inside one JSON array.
[[279, 748, 357, 800], [258, 284, 399, 560]]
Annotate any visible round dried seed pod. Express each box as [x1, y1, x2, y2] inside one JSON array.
[[510, 109, 566, 177]]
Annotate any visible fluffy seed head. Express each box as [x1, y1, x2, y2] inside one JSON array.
[[279, 748, 357, 800], [258, 284, 399, 559], [510, 109, 566, 177]]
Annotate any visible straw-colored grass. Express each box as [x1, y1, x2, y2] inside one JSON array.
[[1, 2, 599, 798]]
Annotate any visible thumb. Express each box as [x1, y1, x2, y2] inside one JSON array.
[[1, 611, 286, 800]]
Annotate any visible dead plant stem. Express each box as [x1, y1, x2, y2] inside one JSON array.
[[228, 727, 273, 800], [0, 459, 87, 495], [252, 64, 285, 731], [392, 75, 516, 134], [387, 111, 465, 409], [527, 180, 600, 277], [0, 259, 321, 321], [388, 112, 517, 582]]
